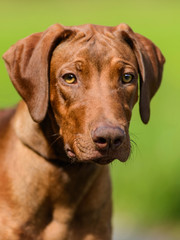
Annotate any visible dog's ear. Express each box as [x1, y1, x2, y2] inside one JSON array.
[[3, 24, 73, 123], [116, 24, 165, 124]]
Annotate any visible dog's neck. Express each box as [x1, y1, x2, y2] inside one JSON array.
[[13, 101, 70, 165]]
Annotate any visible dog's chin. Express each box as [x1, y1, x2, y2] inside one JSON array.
[[92, 154, 129, 165]]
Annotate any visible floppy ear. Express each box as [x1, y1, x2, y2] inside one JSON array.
[[3, 24, 72, 123], [117, 24, 165, 124]]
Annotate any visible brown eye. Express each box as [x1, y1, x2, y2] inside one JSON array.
[[62, 73, 77, 84], [122, 73, 134, 83]]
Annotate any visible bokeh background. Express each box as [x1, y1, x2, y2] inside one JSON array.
[[0, 0, 180, 239]]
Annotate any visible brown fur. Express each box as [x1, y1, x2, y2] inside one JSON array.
[[0, 24, 165, 239]]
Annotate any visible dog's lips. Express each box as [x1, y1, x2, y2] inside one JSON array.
[[65, 144, 127, 164], [66, 148, 76, 159]]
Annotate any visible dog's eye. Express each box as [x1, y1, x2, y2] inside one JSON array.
[[122, 73, 134, 83], [62, 73, 77, 84]]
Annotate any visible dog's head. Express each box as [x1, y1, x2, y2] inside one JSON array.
[[3, 24, 165, 164]]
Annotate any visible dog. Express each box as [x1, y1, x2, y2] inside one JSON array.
[[0, 23, 165, 240]]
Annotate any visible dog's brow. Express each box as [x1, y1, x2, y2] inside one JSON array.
[[113, 58, 137, 70], [74, 60, 84, 71]]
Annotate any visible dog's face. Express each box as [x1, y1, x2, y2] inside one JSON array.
[[50, 30, 138, 163], [3, 24, 165, 164]]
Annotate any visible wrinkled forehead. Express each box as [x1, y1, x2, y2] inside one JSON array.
[[53, 27, 138, 69]]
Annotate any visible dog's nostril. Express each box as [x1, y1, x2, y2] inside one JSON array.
[[96, 137, 107, 144], [113, 137, 122, 146], [93, 137, 108, 150]]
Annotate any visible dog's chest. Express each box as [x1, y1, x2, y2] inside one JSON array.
[[11, 162, 100, 239]]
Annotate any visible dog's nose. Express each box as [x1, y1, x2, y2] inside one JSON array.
[[91, 125, 125, 151]]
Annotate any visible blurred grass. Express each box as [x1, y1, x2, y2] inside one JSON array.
[[0, 0, 180, 232]]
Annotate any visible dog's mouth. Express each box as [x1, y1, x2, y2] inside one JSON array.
[[66, 149, 113, 164], [66, 148, 114, 164], [66, 148, 76, 159], [64, 138, 130, 164]]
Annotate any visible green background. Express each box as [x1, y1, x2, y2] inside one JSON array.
[[0, 0, 180, 239]]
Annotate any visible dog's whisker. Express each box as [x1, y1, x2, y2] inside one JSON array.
[[50, 135, 61, 147], [51, 132, 60, 137], [130, 138, 137, 147]]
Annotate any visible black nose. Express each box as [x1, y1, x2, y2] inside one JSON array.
[[91, 125, 125, 151]]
